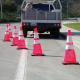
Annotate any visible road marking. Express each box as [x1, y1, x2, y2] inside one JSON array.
[[15, 49, 28, 80]]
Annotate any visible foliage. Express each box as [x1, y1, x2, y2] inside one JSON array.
[[0, 0, 80, 22], [61, 0, 80, 18], [0, 0, 23, 22], [64, 23, 80, 31]]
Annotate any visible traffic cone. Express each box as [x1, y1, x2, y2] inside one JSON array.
[[11, 26, 18, 46], [6, 23, 13, 38], [9, 24, 13, 38], [32, 26, 44, 56], [63, 30, 79, 65], [6, 23, 11, 27], [9, 28, 13, 38], [17, 26, 27, 49], [3, 24, 10, 41], [12, 26, 17, 38], [6, 23, 11, 30], [3, 30, 11, 41]]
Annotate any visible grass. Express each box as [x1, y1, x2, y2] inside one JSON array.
[[64, 23, 80, 31]]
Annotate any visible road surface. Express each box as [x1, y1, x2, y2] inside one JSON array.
[[0, 23, 80, 80]]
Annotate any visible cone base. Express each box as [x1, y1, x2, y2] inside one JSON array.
[[3, 34, 11, 42], [17, 48, 28, 50], [11, 44, 17, 46], [10, 36, 13, 38], [31, 54, 45, 56], [63, 62, 79, 65], [11, 37, 18, 46], [17, 39, 27, 50], [63, 49, 77, 64], [33, 44, 43, 56], [3, 40, 11, 42], [9, 32, 12, 38]]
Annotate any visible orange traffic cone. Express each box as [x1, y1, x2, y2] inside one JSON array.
[[63, 30, 79, 65], [3, 30, 11, 41], [17, 26, 27, 49], [6, 23, 11, 30], [9, 24, 13, 38], [9, 28, 12, 38], [11, 26, 18, 46], [5, 23, 12, 38], [32, 26, 44, 56], [3, 24, 11, 41], [6, 23, 11, 27]]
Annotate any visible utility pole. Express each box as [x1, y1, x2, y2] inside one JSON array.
[[0, 0, 3, 19], [67, 1, 68, 18], [67, 0, 73, 18]]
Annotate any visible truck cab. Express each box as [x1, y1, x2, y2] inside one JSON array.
[[21, 0, 62, 37]]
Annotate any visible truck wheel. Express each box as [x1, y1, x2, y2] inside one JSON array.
[[50, 29, 60, 38], [54, 29, 60, 37], [22, 26, 27, 38], [50, 31, 54, 35]]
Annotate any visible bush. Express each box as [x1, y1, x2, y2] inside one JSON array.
[[0, 12, 21, 23], [0, 18, 21, 23]]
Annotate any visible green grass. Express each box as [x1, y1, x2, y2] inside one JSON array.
[[64, 23, 80, 31]]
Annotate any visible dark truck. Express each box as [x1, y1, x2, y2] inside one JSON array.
[[21, 0, 62, 37]]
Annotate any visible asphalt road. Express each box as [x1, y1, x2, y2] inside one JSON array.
[[0, 23, 80, 80]]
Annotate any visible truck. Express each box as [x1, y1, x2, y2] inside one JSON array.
[[21, 0, 62, 37]]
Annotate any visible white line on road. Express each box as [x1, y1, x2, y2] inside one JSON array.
[[15, 49, 28, 80]]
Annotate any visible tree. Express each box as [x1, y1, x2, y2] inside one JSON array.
[[3, 0, 17, 12], [0, 0, 3, 18]]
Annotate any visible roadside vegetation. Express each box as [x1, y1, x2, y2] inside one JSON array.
[[0, 0, 23, 23], [0, 0, 80, 22], [64, 23, 80, 31]]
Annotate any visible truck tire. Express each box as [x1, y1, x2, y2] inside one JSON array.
[[22, 26, 27, 38], [50, 28, 60, 38]]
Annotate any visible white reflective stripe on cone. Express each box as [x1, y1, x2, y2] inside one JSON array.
[[66, 42, 74, 50], [5, 31, 9, 34], [19, 36, 21, 40], [66, 36, 73, 43], [5, 31, 7, 34], [13, 28, 18, 37], [20, 35, 24, 40], [13, 34, 15, 37], [13, 33, 18, 37], [34, 38, 40, 44], [12, 32, 15, 37], [34, 32, 39, 39], [13, 29, 17, 34], [19, 35, 24, 40], [6, 27, 9, 31], [19, 31, 23, 36]]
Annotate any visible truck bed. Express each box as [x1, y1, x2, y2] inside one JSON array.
[[21, 9, 61, 23]]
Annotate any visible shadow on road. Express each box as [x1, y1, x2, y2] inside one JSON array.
[[27, 32, 67, 40], [39, 33, 66, 40], [43, 54, 63, 58]]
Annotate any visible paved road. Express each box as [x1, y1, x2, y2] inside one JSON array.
[[0, 23, 28, 80], [27, 34, 80, 80], [0, 23, 80, 80]]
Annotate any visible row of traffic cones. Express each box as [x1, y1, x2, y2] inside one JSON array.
[[3, 24, 27, 49], [3, 24, 44, 55], [3, 23, 79, 65], [3, 24, 43, 55], [32, 27, 79, 64]]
